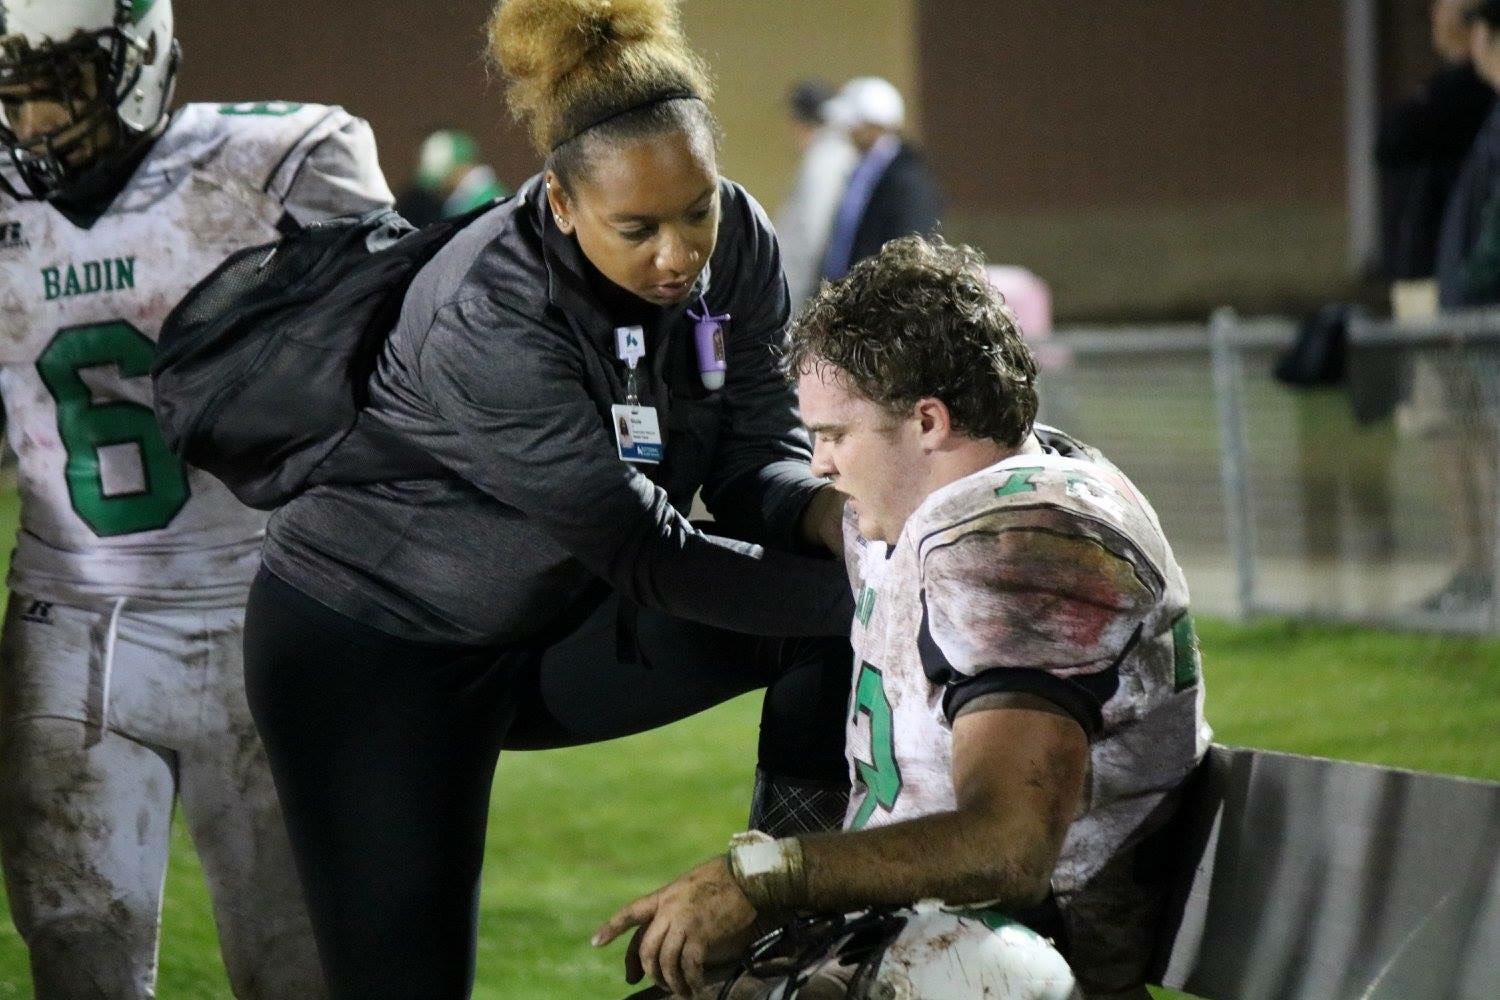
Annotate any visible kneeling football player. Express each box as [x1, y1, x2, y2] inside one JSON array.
[[594, 236, 1211, 1000]]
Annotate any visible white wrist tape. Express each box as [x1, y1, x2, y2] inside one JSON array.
[[727, 830, 807, 914]]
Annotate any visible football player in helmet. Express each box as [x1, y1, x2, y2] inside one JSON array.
[[0, 1, 393, 996], [595, 236, 1211, 1000]]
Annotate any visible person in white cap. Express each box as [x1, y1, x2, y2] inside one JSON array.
[[818, 76, 942, 282], [775, 79, 857, 315]]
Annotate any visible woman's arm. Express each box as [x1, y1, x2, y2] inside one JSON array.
[[798, 486, 846, 557], [418, 295, 852, 638], [699, 183, 840, 553]]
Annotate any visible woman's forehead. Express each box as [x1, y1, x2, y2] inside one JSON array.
[[580, 130, 716, 214]]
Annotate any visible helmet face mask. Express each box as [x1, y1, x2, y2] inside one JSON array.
[[0, 0, 178, 201], [727, 909, 907, 997], [0, 33, 127, 199]]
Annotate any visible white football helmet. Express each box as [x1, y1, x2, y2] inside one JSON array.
[[715, 902, 1081, 1000], [0, 0, 179, 199]]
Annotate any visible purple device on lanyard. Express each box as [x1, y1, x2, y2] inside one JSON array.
[[687, 297, 730, 390]]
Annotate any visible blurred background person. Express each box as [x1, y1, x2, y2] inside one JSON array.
[[1380, 0, 1495, 315], [1441, 0, 1500, 303], [819, 76, 942, 282], [1274, 0, 1487, 613], [1414, 0, 1500, 614], [775, 79, 856, 315], [396, 127, 508, 227]]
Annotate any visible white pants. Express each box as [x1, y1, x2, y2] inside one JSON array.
[[0, 593, 324, 999]]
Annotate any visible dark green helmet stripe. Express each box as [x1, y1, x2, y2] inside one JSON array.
[[128, 1, 158, 25]]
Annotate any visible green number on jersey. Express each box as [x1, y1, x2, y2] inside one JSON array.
[[994, 466, 1044, 498], [850, 662, 903, 829], [36, 321, 190, 537], [218, 101, 304, 117]]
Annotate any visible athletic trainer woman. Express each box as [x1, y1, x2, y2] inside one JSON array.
[[242, 1, 853, 996]]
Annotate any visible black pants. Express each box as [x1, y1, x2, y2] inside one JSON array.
[[243, 570, 850, 1000]]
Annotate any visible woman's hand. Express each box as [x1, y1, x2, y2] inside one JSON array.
[[799, 486, 847, 557]]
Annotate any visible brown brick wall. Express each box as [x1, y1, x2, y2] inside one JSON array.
[[917, 0, 1348, 212], [174, 1, 915, 214], [174, 2, 536, 198], [914, 0, 1398, 317], [171, 1, 1442, 320]]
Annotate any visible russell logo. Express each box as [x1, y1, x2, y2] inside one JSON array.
[[0, 220, 27, 252], [20, 600, 52, 625]]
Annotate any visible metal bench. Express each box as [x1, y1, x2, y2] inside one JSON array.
[[1150, 745, 1500, 999]]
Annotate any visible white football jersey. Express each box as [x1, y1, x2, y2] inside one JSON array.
[[843, 429, 1212, 899], [0, 102, 393, 607]]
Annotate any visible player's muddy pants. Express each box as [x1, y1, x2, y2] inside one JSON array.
[[243, 569, 851, 1000], [0, 593, 324, 1000]]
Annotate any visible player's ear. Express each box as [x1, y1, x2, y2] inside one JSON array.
[[914, 397, 953, 450]]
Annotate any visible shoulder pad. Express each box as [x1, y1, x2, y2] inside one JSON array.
[[911, 451, 1173, 585], [150, 102, 358, 202]]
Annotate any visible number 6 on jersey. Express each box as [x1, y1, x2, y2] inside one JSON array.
[[36, 320, 191, 537]]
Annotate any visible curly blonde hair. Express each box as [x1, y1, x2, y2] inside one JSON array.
[[488, 0, 716, 176]]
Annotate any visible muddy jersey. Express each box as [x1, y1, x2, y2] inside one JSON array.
[[0, 102, 392, 607], [843, 428, 1211, 898]]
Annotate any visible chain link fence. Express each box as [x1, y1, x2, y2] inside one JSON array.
[[1035, 325, 1234, 615], [1039, 312, 1500, 634]]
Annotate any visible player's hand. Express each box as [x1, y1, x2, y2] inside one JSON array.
[[593, 856, 759, 997]]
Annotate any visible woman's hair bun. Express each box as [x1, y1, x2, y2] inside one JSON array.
[[489, 0, 709, 153]]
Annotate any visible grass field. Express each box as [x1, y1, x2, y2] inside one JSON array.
[[0, 487, 1497, 997]]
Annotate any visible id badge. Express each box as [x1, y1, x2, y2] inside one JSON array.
[[611, 404, 663, 465]]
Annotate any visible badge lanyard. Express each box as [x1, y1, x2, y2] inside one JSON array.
[[614, 325, 646, 404], [613, 325, 662, 464], [686, 296, 731, 391]]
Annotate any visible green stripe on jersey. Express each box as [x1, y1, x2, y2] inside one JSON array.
[[1173, 613, 1200, 691]]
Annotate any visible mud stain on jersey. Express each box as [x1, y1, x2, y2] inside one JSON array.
[[927, 528, 1152, 668], [136, 797, 156, 849], [0, 286, 26, 347], [185, 170, 276, 260]]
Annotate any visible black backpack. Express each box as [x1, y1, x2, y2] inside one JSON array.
[[1273, 303, 1349, 388], [152, 204, 490, 509]]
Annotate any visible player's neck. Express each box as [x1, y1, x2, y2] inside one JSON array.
[[925, 433, 1036, 494], [886, 434, 1041, 543]]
